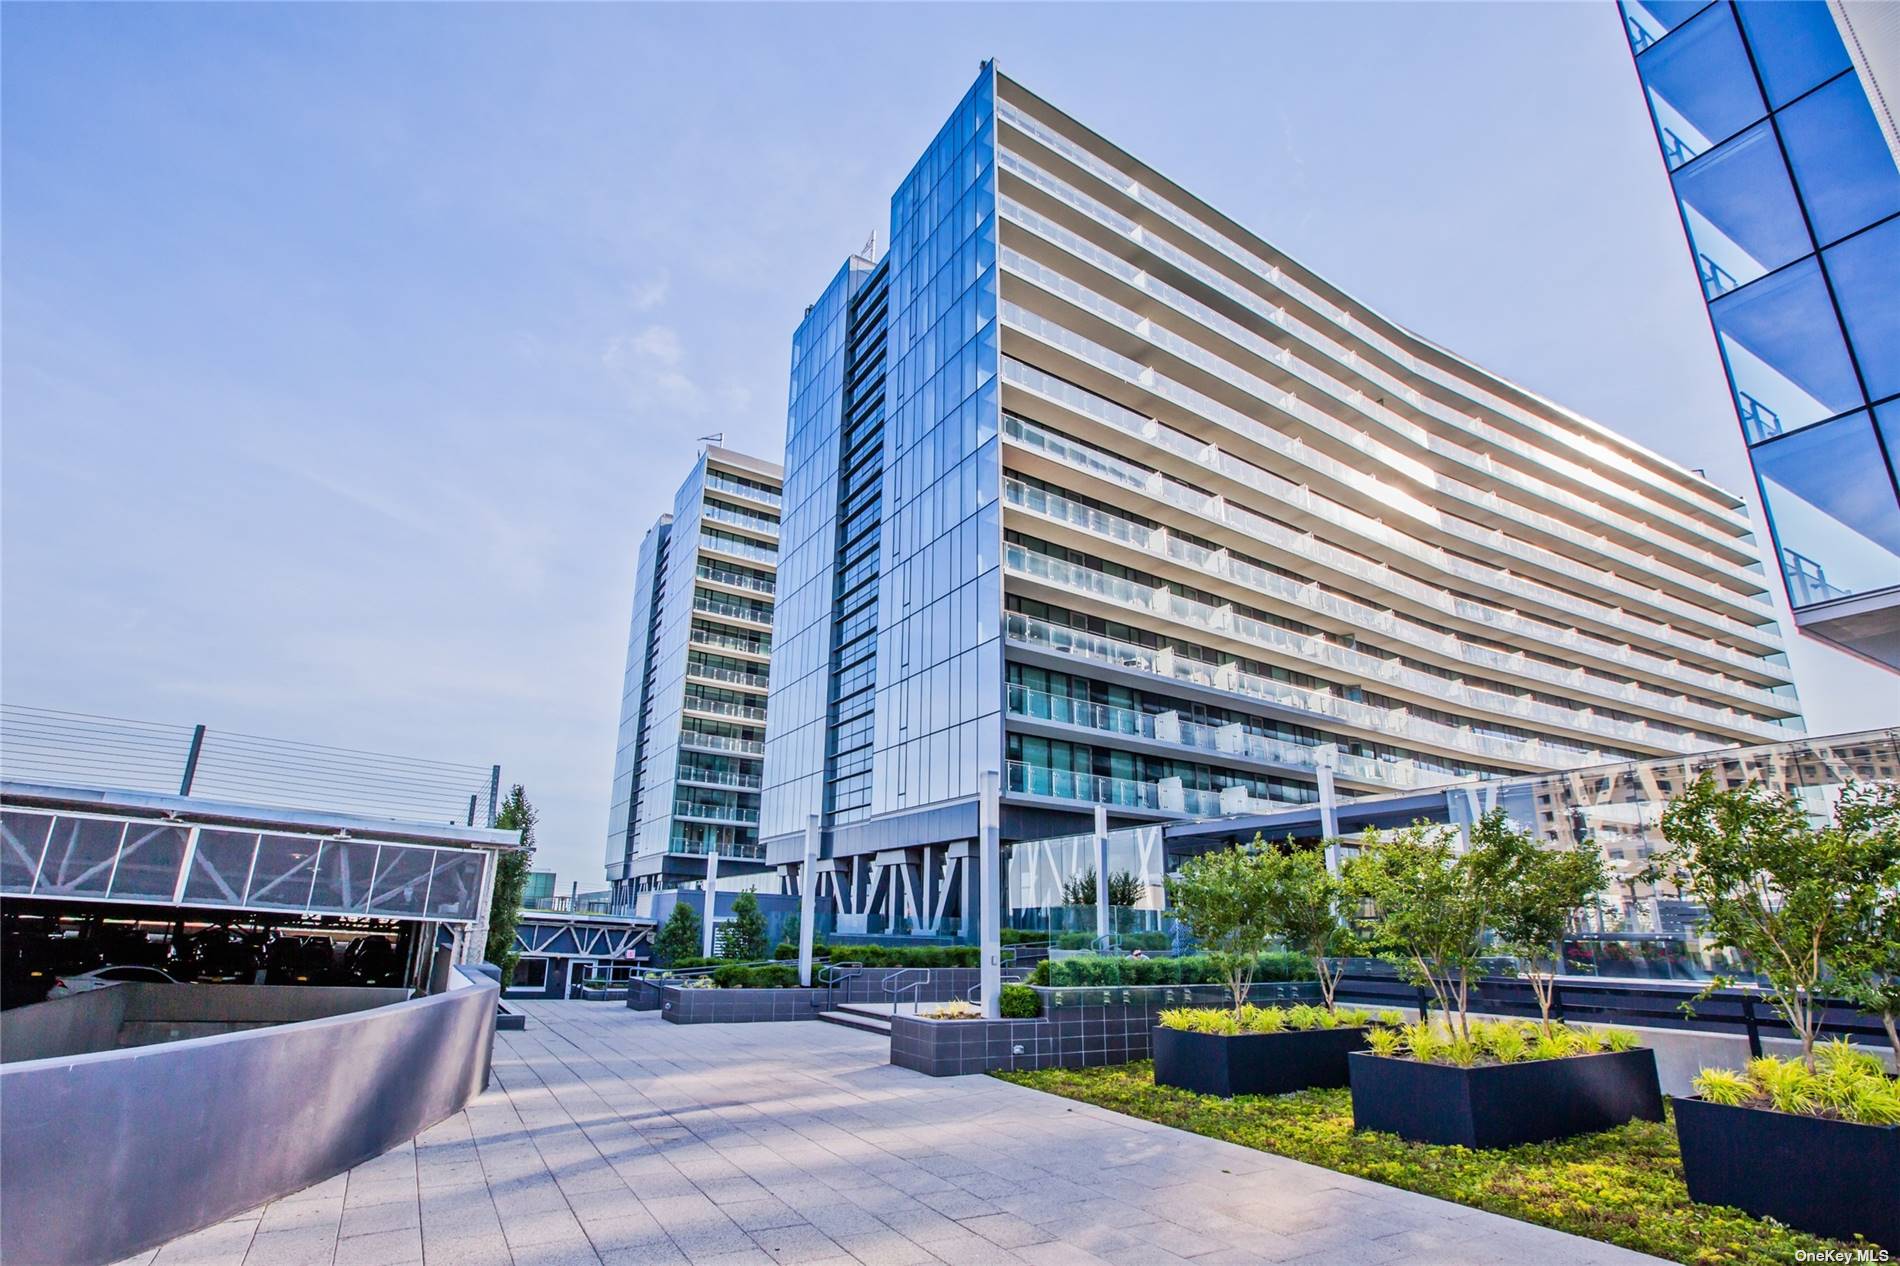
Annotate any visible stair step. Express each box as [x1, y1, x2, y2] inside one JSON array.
[[819, 1010, 891, 1036]]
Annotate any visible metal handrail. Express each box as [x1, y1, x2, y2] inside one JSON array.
[[963, 967, 1029, 1005], [812, 960, 863, 1010], [883, 967, 930, 1012]]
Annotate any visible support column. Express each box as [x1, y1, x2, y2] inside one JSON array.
[[1317, 744, 1341, 876], [979, 769, 1002, 1018], [1093, 804, 1111, 944], [701, 847, 720, 959], [797, 815, 819, 987]]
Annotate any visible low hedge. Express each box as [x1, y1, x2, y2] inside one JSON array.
[[1031, 951, 1314, 988], [1051, 930, 1172, 951], [771, 942, 979, 968], [709, 963, 800, 989], [999, 983, 1042, 1018]]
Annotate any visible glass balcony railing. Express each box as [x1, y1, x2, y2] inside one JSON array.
[[678, 730, 765, 757], [683, 694, 768, 724], [696, 564, 776, 597], [668, 836, 766, 861], [699, 532, 777, 565], [689, 628, 771, 657], [693, 594, 774, 626], [702, 503, 780, 538], [1005, 759, 1160, 810], [996, 101, 1750, 537], [705, 471, 783, 508], [677, 766, 763, 791], [998, 246, 1770, 617], [1004, 543, 1733, 756], [1000, 352, 1786, 676], [685, 662, 770, 691], [1005, 610, 1624, 771], [673, 800, 761, 825], [1003, 476, 1786, 740], [1003, 682, 1460, 790]]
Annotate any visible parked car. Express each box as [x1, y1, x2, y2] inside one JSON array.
[[48, 965, 178, 997]]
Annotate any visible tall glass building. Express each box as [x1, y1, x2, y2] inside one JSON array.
[[761, 64, 1803, 939], [1620, 1, 1900, 669], [604, 447, 783, 914]]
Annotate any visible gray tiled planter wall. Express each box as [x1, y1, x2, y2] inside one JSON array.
[[837, 967, 981, 1005], [627, 979, 666, 1011], [659, 986, 825, 1024], [891, 983, 1319, 1077]]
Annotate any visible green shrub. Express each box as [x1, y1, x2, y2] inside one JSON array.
[[1690, 1052, 1899, 1125], [710, 963, 799, 989], [999, 984, 1041, 1018], [1158, 1003, 1378, 1034], [1036, 951, 1313, 989]]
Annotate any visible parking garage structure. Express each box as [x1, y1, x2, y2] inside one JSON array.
[[0, 777, 522, 1266]]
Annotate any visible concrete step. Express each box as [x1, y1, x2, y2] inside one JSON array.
[[818, 1010, 892, 1036]]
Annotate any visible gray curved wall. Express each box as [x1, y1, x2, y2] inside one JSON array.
[[1, 968, 497, 1266]]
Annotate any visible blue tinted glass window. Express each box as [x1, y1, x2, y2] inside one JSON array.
[[1673, 123, 1810, 298], [1734, 1, 1852, 107], [1778, 73, 1900, 245], [1878, 402, 1900, 491], [1756, 413, 1900, 605], [1622, 1, 1716, 52], [1639, 3, 1766, 170], [1823, 216, 1900, 401], [1714, 257, 1863, 440]]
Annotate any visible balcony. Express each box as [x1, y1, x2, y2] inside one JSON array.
[[696, 564, 776, 598], [706, 471, 783, 509], [685, 661, 770, 692], [1003, 682, 1463, 792], [677, 767, 763, 792], [702, 503, 779, 539], [997, 295, 1777, 650], [1004, 759, 1299, 817], [689, 627, 771, 660], [699, 532, 777, 566], [996, 99, 1751, 538], [1004, 609, 1605, 772], [1001, 475, 1789, 741], [683, 694, 768, 724], [999, 376, 1790, 693], [693, 594, 774, 627], [667, 837, 766, 861], [673, 800, 761, 826], [678, 730, 764, 757]]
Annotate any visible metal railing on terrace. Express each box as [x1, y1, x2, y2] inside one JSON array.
[[673, 800, 760, 825], [685, 662, 770, 691], [677, 767, 762, 791], [705, 471, 782, 508], [1000, 199, 1764, 594], [701, 504, 780, 538], [698, 532, 777, 565], [1000, 373, 1786, 688], [678, 731, 765, 757], [1002, 476, 1786, 739], [1000, 297, 1777, 651], [689, 627, 771, 657], [683, 695, 768, 724], [666, 837, 766, 861], [1003, 544, 1730, 758], [996, 99, 1751, 537], [696, 564, 776, 597], [1003, 610, 1608, 772], [0, 705, 500, 826], [1004, 759, 1298, 817], [693, 594, 773, 627]]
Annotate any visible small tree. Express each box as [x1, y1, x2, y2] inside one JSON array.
[[484, 785, 537, 984], [777, 911, 801, 954], [1344, 821, 1494, 1040], [1166, 841, 1276, 1016], [1817, 782, 1900, 1062], [654, 901, 702, 966], [1480, 809, 1607, 1037], [723, 889, 770, 962], [1062, 869, 1148, 908], [1653, 775, 1900, 1069], [1259, 841, 1351, 1013]]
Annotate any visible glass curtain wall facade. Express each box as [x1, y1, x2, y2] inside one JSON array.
[[1622, 1, 1900, 669], [763, 64, 1802, 939], [604, 448, 783, 913]]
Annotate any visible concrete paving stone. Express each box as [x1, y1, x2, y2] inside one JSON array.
[[915, 1190, 996, 1221], [256, 1197, 344, 1234], [280, 1174, 350, 1203], [563, 1188, 644, 1223], [240, 1225, 337, 1266], [507, 1242, 609, 1266], [721, 1199, 810, 1233], [1009, 1245, 1115, 1266], [416, 1238, 517, 1266], [108, 1253, 161, 1266], [152, 1220, 258, 1266], [598, 1245, 690, 1266], [340, 1199, 423, 1240], [833, 1231, 943, 1265], [747, 1225, 849, 1265], [331, 1226, 423, 1266], [580, 1215, 678, 1255], [346, 1178, 422, 1211], [956, 1215, 1052, 1251], [501, 1209, 589, 1248]]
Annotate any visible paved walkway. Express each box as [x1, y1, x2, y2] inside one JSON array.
[[127, 1003, 1661, 1266]]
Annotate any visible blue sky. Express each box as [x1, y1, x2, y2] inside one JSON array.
[[5, 3, 1893, 887]]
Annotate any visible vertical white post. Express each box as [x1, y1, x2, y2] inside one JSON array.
[[979, 769, 1002, 1018], [1316, 744, 1341, 876], [1093, 804, 1110, 944], [701, 846, 720, 959], [798, 814, 819, 987]]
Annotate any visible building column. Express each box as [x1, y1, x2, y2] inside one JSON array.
[[701, 847, 720, 959], [797, 815, 819, 987], [1317, 744, 1341, 876], [1093, 804, 1111, 944], [979, 769, 1002, 1018]]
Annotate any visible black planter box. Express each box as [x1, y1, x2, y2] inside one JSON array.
[[1348, 1048, 1663, 1148], [1153, 1025, 1369, 1097], [1674, 1095, 1900, 1249]]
